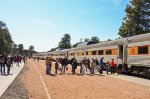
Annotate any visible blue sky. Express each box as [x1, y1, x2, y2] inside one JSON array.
[[0, 0, 130, 52]]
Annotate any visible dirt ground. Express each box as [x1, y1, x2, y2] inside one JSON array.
[[1, 59, 150, 99]]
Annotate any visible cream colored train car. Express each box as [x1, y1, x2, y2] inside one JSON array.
[[50, 33, 150, 78], [49, 49, 69, 60], [68, 39, 125, 63]]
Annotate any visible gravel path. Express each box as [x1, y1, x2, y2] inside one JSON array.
[[0, 64, 30, 99], [1, 60, 150, 99]]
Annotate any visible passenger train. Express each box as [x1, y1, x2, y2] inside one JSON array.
[[33, 33, 150, 78]]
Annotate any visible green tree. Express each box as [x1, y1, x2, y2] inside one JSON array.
[[50, 48, 56, 52], [72, 43, 78, 48], [29, 45, 34, 57], [12, 43, 18, 55], [58, 34, 71, 49], [18, 44, 24, 55], [90, 36, 99, 43], [84, 38, 89, 42], [119, 0, 150, 37], [0, 21, 13, 54]]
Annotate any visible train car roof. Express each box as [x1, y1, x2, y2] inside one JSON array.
[[77, 41, 98, 47], [127, 33, 150, 43], [69, 38, 125, 52], [50, 49, 70, 54]]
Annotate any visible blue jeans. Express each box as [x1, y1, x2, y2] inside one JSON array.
[[80, 65, 82, 74], [90, 67, 94, 74], [62, 65, 66, 73], [100, 64, 105, 71], [46, 64, 51, 75], [0, 64, 5, 74]]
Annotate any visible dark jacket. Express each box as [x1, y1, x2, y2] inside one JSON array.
[[55, 62, 59, 69], [72, 60, 77, 68], [61, 58, 68, 65], [96, 60, 99, 65], [0, 55, 7, 64]]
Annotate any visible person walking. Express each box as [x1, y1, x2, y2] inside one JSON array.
[[6, 56, 12, 75], [23, 56, 26, 63], [80, 58, 83, 74], [100, 57, 104, 70], [86, 58, 90, 72], [95, 58, 99, 73], [80, 57, 86, 74], [0, 52, 7, 75], [16, 55, 20, 66], [19, 55, 22, 63], [61, 56, 68, 74], [55, 59, 59, 74], [90, 58, 95, 75], [46, 56, 52, 75]]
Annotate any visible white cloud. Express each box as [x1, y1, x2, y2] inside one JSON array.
[[29, 19, 52, 27]]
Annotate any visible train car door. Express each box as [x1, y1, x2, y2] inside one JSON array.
[[123, 44, 128, 65], [118, 45, 123, 59], [118, 44, 128, 72]]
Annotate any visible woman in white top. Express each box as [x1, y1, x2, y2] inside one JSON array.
[[116, 57, 123, 74]]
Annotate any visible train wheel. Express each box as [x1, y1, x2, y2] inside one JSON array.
[[144, 68, 150, 79]]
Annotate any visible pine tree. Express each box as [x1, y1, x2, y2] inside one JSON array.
[[119, 0, 150, 37], [0, 21, 13, 54]]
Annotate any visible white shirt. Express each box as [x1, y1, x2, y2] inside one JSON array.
[[117, 58, 122, 64]]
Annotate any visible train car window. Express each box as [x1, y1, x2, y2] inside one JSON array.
[[71, 53, 74, 56], [106, 50, 112, 55], [86, 52, 88, 55], [92, 51, 97, 55], [98, 50, 103, 55], [138, 46, 148, 54], [82, 53, 84, 55]]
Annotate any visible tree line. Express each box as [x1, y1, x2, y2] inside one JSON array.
[[49, 34, 100, 52], [0, 21, 34, 56]]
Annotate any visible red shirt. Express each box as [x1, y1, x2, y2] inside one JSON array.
[[111, 61, 115, 67]]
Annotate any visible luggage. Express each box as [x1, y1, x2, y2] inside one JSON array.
[[96, 66, 103, 74], [66, 67, 68, 70]]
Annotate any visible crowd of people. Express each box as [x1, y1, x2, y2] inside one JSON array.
[[45, 56, 123, 75], [0, 52, 27, 75]]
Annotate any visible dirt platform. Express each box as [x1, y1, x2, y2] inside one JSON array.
[[1, 60, 150, 99]]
